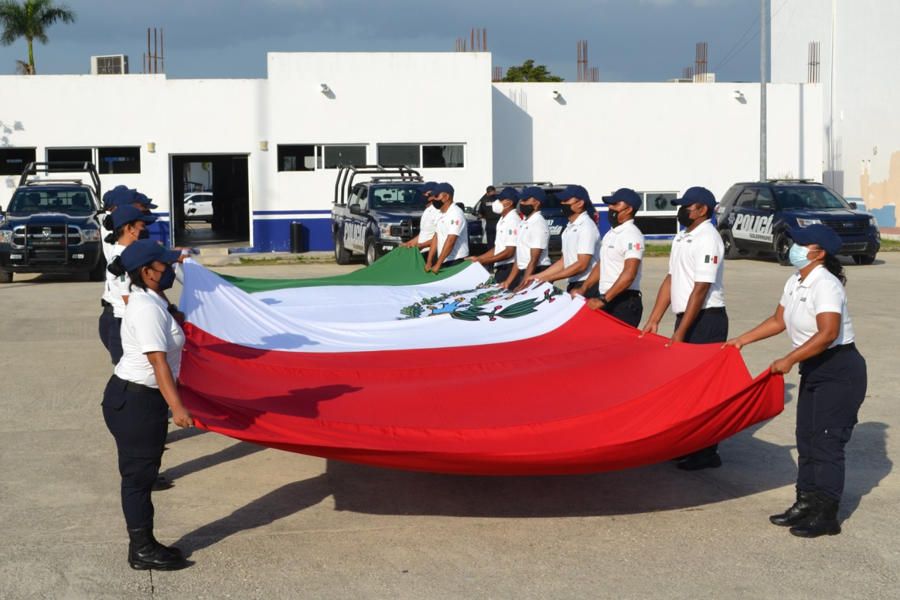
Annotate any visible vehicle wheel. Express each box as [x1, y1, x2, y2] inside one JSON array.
[[334, 233, 351, 265], [364, 237, 380, 266], [852, 254, 876, 265], [88, 257, 107, 282], [774, 233, 792, 266], [0, 270, 11, 284], [720, 230, 740, 260]]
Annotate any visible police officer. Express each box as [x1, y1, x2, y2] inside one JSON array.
[[572, 188, 645, 327], [524, 185, 599, 297], [468, 186, 521, 284], [476, 185, 499, 246], [425, 182, 469, 273], [641, 186, 727, 470], [725, 225, 865, 538], [500, 186, 551, 290], [104, 239, 191, 570], [402, 181, 439, 251], [99, 206, 158, 365]]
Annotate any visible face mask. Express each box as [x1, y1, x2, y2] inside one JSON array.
[[158, 264, 176, 291], [491, 200, 504, 215], [561, 203, 575, 218], [519, 204, 535, 217], [677, 206, 694, 228], [431, 199, 444, 210], [788, 243, 812, 269], [607, 209, 620, 227], [138, 229, 150, 240]]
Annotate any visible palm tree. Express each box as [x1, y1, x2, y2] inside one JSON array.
[[0, 0, 76, 75]]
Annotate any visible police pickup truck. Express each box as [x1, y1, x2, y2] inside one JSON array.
[[716, 180, 880, 265], [0, 162, 106, 283], [331, 166, 485, 265]]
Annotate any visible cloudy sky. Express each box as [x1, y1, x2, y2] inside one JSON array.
[[0, 0, 769, 81]]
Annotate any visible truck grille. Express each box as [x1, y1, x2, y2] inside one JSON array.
[[10, 224, 83, 264], [824, 220, 867, 235]]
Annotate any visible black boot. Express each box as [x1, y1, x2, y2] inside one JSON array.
[[127, 528, 189, 570], [769, 490, 816, 526], [676, 450, 722, 471], [789, 493, 841, 538]]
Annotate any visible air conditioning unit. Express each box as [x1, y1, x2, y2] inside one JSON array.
[[90, 55, 129, 75]]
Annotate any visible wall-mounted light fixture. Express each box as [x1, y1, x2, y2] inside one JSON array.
[[733, 90, 745, 102], [259, 141, 269, 152], [320, 83, 332, 94], [147, 142, 156, 153], [552, 90, 561, 100]]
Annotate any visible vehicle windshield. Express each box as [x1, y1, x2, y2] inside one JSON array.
[[774, 186, 849, 211], [369, 186, 422, 209], [6, 188, 97, 216]]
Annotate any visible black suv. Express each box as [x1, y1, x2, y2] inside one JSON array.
[[716, 180, 880, 265], [331, 166, 485, 265], [0, 162, 105, 283]]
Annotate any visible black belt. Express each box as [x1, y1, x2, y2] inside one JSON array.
[[610, 290, 642, 299], [676, 306, 726, 318], [112, 374, 159, 395], [101, 299, 112, 309]]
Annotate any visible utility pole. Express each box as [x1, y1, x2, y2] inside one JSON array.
[[760, 0, 768, 181]]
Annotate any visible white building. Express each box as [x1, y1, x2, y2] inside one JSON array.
[[772, 0, 900, 225], [1, 52, 821, 251]]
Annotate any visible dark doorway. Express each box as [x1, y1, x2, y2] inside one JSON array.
[[171, 154, 250, 247]]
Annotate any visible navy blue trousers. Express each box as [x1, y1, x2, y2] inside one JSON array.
[[102, 376, 168, 530], [98, 305, 123, 365], [797, 344, 866, 501], [602, 290, 643, 328], [675, 307, 729, 457]]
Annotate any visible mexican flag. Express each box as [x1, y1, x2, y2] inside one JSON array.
[[178, 248, 783, 475]]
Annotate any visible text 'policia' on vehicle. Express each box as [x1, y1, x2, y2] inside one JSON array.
[[716, 179, 881, 265], [0, 162, 106, 283], [331, 166, 486, 265]]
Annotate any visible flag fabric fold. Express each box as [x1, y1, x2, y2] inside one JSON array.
[[178, 248, 784, 475]]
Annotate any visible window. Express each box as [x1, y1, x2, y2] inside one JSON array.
[[7, 187, 95, 216], [98, 147, 141, 174], [320, 145, 366, 169], [735, 188, 757, 209], [0, 147, 36, 176], [423, 144, 465, 168], [377, 144, 420, 168], [277, 145, 316, 172], [46, 147, 93, 167], [643, 192, 677, 212], [754, 187, 775, 210]]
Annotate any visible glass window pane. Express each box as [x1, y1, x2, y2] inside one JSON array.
[[98, 147, 141, 174], [643, 192, 676, 212], [277, 145, 316, 171], [422, 144, 464, 168], [377, 144, 420, 168], [46, 147, 93, 169], [0, 147, 36, 176], [323, 145, 367, 169]]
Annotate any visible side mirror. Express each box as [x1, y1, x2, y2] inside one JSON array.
[[849, 201, 858, 210], [349, 204, 363, 215]]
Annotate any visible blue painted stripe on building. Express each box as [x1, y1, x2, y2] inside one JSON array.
[[253, 217, 333, 252], [253, 210, 331, 216]]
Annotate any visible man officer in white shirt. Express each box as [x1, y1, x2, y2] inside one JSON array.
[[425, 182, 469, 273], [572, 187, 645, 327], [500, 186, 551, 290], [641, 186, 727, 471], [468, 187, 522, 284], [402, 181, 439, 252]]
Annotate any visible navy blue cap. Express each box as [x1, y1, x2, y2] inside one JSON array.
[[102, 185, 134, 209], [602, 187, 642, 210], [520, 186, 547, 204], [672, 186, 717, 208], [557, 185, 595, 214], [789, 224, 842, 255], [434, 182, 455, 197], [133, 192, 158, 210], [421, 181, 438, 194], [111, 205, 157, 230], [497, 187, 519, 204], [119, 239, 181, 272]]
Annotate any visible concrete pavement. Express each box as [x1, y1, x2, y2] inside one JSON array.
[[0, 255, 897, 599]]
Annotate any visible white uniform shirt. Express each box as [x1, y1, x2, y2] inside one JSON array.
[[561, 212, 600, 283], [435, 204, 469, 261], [418, 204, 440, 244], [102, 243, 131, 318], [114, 287, 185, 388], [493, 210, 522, 266], [780, 265, 855, 349], [599, 219, 644, 294], [515, 212, 551, 269], [668, 219, 726, 314]]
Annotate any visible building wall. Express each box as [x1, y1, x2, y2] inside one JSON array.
[[771, 0, 900, 216], [492, 81, 822, 203]]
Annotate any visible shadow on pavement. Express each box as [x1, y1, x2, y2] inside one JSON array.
[[162, 441, 265, 481], [842, 421, 892, 520]]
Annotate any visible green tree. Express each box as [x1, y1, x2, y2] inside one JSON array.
[[502, 59, 563, 82], [0, 0, 76, 75]]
